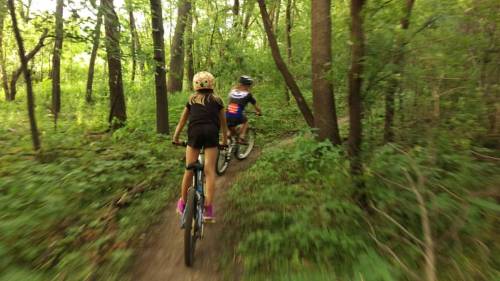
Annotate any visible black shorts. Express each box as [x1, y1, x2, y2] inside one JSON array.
[[226, 115, 247, 128], [187, 124, 219, 149]]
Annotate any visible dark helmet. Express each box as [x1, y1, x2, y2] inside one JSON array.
[[239, 75, 253, 86]]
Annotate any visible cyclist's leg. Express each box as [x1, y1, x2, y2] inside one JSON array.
[[203, 147, 217, 207], [181, 145, 200, 202], [239, 116, 249, 140]]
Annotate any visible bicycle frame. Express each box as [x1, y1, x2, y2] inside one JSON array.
[[181, 152, 205, 238], [193, 153, 204, 238]]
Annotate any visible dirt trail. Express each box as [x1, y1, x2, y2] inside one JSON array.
[[131, 149, 260, 281]]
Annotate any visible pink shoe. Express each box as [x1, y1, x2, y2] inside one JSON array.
[[176, 198, 185, 215], [204, 205, 215, 222]]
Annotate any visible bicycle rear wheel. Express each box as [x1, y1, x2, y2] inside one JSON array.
[[235, 128, 255, 160], [184, 187, 197, 266], [216, 147, 229, 175]]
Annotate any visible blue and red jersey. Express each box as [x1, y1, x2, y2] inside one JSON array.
[[225, 90, 256, 119]]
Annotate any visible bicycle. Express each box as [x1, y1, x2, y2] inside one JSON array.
[[173, 141, 206, 267], [216, 112, 260, 175]]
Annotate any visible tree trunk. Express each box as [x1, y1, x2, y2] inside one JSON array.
[[8, 0, 40, 150], [257, 0, 314, 127], [274, 0, 281, 34], [51, 0, 63, 121], [312, 0, 341, 145], [348, 0, 366, 203], [9, 29, 49, 100], [206, 1, 219, 69], [242, 0, 255, 39], [129, 10, 137, 81], [232, 0, 240, 25], [86, 0, 103, 104], [150, 0, 169, 134], [0, 1, 10, 100], [283, 0, 293, 102], [102, 0, 127, 127], [167, 0, 192, 93], [185, 4, 195, 87], [126, 1, 141, 82], [384, 0, 416, 143], [285, 0, 293, 64]]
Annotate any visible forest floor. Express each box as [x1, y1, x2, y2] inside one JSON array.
[[130, 148, 261, 281]]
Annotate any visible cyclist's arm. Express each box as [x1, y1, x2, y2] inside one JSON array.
[[173, 107, 189, 142], [253, 103, 262, 115], [248, 93, 261, 115], [219, 108, 228, 145]]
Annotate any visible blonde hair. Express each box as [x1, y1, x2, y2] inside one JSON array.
[[188, 92, 223, 107]]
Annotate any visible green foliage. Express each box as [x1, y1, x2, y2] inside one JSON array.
[[224, 134, 499, 281], [365, 140, 500, 281], [0, 81, 185, 280], [225, 136, 377, 280]]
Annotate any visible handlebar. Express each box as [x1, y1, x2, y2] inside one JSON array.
[[172, 141, 188, 147], [247, 111, 263, 116]]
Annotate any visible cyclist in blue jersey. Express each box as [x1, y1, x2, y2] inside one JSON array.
[[225, 76, 262, 143]]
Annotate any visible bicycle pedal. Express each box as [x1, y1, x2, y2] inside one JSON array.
[[204, 218, 216, 224]]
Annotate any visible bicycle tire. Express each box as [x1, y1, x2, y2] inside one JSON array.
[[216, 147, 229, 175], [235, 128, 256, 160], [184, 187, 196, 266]]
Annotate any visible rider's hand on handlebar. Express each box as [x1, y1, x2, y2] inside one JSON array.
[[219, 139, 228, 149], [172, 138, 185, 146]]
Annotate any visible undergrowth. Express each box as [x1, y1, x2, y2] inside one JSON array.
[[224, 135, 499, 281]]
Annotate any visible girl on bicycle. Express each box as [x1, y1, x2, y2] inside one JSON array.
[[226, 75, 262, 143], [173, 71, 228, 220]]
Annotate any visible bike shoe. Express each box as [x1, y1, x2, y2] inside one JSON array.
[[176, 198, 185, 215], [203, 205, 215, 222]]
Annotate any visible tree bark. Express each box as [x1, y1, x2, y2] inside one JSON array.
[[232, 0, 240, 20], [257, 0, 314, 127], [102, 0, 127, 127], [150, 0, 169, 134], [167, 0, 192, 93], [384, 0, 416, 143], [86, 0, 103, 104], [51, 0, 64, 120], [8, 0, 40, 150], [242, 0, 255, 39], [348, 0, 366, 200], [185, 4, 195, 87], [0, 1, 10, 100], [311, 0, 341, 145], [283, 0, 293, 102], [274, 0, 281, 34], [9, 29, 49, 100], [126, 0, 142, 82], [285, 0, 293, 64]]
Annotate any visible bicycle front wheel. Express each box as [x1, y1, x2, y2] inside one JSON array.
[[216, 147, 229, 175], [235, 128, 256, 160], [184, 187, 197, 266]]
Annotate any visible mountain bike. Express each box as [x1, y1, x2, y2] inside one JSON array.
[[173, 141, 206, 267], [216, 112, 259, 175]]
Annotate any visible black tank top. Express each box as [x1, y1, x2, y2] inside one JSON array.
[[186, 93, 224, 130]]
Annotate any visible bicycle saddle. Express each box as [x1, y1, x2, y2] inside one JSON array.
[[186, 161, 203, 170]]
